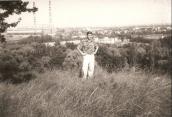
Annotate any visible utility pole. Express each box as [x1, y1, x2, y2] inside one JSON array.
[[49, 0, 52, 39], [33, 2, 36, 28], [33, 1, 36, 41]]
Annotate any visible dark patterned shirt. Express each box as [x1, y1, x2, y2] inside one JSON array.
[[78, 40, 98, 54]]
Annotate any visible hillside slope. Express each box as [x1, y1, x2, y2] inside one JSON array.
[[0, 68, 171, 117]]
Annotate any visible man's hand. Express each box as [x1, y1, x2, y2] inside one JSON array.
[[92, 51, 98, 55], [93, 46, 99, 55], [81, 52, 87, 56]]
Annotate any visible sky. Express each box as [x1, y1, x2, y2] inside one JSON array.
[[6, 0, 171, 27]]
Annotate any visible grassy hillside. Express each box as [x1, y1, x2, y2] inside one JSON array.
[[0, 67, 171, 117]]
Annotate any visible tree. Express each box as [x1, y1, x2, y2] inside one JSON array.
[[0, 0, 37, 34]]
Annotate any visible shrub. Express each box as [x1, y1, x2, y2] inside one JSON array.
[[66, 43, 77, 50], [0, 50, 36, 83], [48, 46, 68, 69], [62, 49, 82, 70], [96, 45, 127, 72], [96, 38, 171, 74]]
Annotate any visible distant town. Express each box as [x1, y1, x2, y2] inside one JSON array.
[[2, 24, 172, 46]]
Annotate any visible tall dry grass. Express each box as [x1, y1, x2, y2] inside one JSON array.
[[0, 67, 171, 117]]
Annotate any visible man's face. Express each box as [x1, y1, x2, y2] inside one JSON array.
[[87, 34, 94, 40]]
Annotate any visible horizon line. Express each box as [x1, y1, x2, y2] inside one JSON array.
[[15, 23, 171, 28]]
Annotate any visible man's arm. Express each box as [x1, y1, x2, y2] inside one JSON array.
[[93, 43, 99, 54]]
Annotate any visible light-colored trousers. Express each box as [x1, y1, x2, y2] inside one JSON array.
[[82, 54, 95, 79]]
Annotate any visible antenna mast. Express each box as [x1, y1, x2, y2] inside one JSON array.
[[33, 1, 36, 40], [49, 0, 52, 35]]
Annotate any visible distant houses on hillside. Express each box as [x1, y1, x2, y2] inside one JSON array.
[[3, 27, 56, 41], [2, 25, 170, 44], [59, 37, 130, 46]]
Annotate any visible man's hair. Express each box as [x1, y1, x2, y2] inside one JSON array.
[[87, 31, 93, 36]]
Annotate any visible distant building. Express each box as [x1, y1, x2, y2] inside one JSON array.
[[4, 28, 42, 41], [44, 42, 56, 47], [98, 37, 115, 44], [60, 40, 80, 45]]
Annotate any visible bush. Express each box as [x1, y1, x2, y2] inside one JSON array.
[[49, 46, 68, 69], [96, 45, 127, 72], [66, 43, 77, 50], [62, 49, 82, 70], [0, 50, 36, 83], [96, 38, 171, 74]]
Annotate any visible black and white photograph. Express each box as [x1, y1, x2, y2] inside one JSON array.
[[0, 0, 171, 117]]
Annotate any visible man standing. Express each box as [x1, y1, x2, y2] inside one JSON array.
[[77, 31, 99, 79]]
